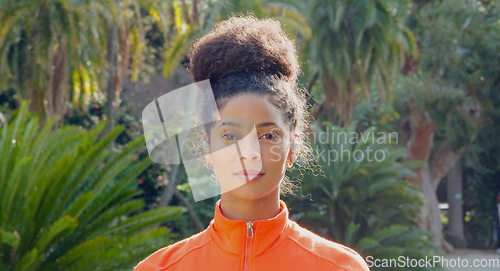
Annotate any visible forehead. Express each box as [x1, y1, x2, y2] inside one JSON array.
[[217, 94, 287, 128]]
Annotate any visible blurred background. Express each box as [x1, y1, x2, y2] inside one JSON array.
[[0, 0, 499, 270]]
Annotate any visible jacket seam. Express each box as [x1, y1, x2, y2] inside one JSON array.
[[254, 222, 291, 258], [286, 236, 350, 270], [158, 239, 212, 271], [208, 225, 243, 256]]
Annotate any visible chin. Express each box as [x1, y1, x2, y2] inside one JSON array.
[[224, 182, 280, 201]]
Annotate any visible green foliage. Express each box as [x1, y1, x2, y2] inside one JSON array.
[[392, 74, 478, 151], [352, 100, 400, 133], [164, 182, 218, 239], [404, 0, 500, 248], [415, 0, 500, 86], [0, 0, 172, 116], [0, 0, 116, 106], [304, 0, 417, 103], [288, 121, 441, 270], [0, 101, 185, 270], [63, 95, 170, 208], [161, 0, 269, 78]]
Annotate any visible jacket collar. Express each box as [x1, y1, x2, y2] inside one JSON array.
[[209, 199, 290, 256]]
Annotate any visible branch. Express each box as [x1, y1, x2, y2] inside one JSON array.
[[192, 0, 198, 28], [180, 0, 191, 25], [159, 164, 186, 207], [306, 71, 319, 94], [406, 96, 436, 163], [174, 189, 205, 232], [429, 141, 464, 190]]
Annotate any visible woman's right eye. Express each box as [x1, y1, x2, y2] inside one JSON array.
[[222, 133, 238, 141]]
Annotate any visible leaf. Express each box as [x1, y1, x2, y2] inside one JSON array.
[[13, 248, 37, 271], [53, 236, 113, 268], [356, 237, 379, 251], [37, 215, 78, 254], [344, 222, 360, 246], [163, 28, 194, 78], [92, 206, 184, 238], [371, 224, 408, 242], [0, 229, 20, 247]]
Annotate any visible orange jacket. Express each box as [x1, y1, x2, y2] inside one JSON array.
[[134, 199, 370, 271]]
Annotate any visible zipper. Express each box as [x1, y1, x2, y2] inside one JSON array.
[[244, 221, 254, 271]]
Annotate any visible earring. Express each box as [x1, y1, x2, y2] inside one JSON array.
[[206, 161, 213, 169], [287, 150, 295, 168]]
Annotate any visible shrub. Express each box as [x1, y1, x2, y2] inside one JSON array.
[[288, 121, 442, 270], [0, 102, 184, 270]]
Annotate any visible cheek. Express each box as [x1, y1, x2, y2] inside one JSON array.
[[264, 144, 288, 164], [210, 144, 237, 165]]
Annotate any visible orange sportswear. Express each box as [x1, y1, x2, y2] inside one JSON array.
[[134, 199, 370, 271]]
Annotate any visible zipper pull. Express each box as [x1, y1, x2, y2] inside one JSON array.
[[246, 221, 254, 239]]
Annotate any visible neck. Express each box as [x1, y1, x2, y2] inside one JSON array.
[[220, 190, 281, 221]]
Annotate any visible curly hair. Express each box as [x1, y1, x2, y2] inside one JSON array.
[[187, 14, 319, 196], [188, 15, 299, 85]]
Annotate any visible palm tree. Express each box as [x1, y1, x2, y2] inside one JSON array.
[[288, 121, 442, 269], [161, 0, 271, 78], [299, 0, 417, 126], [0, 0, 165, 124]]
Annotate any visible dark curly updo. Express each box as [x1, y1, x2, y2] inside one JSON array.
[[187, 14, 318, 195]]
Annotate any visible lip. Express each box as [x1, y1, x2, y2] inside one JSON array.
[[234, 169, 265, 182]]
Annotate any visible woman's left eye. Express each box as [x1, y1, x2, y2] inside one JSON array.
[[260, 132, 280, 141]]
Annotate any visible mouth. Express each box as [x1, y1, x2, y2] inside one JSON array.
[[234, 169, 265, 182]]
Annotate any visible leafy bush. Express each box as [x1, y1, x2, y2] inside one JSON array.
[[288, 121, 442, 270], [62, 96, 213, 240], [64, 98, 167, 208], [0, 102, 184, 270]]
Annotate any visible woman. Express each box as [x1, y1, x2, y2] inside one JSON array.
[[135, 15, 370, 271]]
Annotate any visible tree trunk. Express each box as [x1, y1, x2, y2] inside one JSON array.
[[322, 68, 358, 126], [402, 96, 454, 252], [114, 11, 131, 109], [446, 157, 467, 248], [174, 189, 204, 231], [105, 6, 132, 136], [420, 162, 445, 248], [322, 75, 341, 124], [105, 25, 117, 136], [24, 1, 49, 118], [46, 39, 68, 126], [429, 141, 464, 190], [159, 164, 186, 207]]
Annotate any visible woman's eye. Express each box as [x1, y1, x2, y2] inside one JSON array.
[[260, 132, 280, 141], [222, 133, 238, 141]]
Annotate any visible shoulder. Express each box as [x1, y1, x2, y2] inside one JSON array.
[[286, 221, 369, 271], [134, 228, 211, 271]]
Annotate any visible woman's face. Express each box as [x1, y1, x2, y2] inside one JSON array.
[[205, 93, 292, 200]]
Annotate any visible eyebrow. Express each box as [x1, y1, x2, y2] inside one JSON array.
[[218, 121, 241, 128], [257, 122, 281, 129], [217, 121, 282, 130]]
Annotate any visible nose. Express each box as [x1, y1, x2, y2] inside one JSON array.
[[237, 140, 261, 161], [240, 148, 261, 161]]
